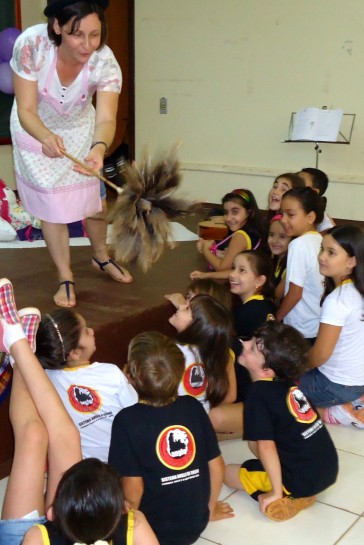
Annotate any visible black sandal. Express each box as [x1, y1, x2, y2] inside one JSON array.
[[92, 257, 133, 283], [54, 280, 76, 308]]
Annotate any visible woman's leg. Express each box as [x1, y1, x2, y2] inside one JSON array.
[[41, 221, 76, 307], [86, 200, 133, 283], [1, 367, 47, 519]]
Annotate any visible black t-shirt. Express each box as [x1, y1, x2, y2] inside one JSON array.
[[243, 379, 338, 497], [108, 396, 220, 545]]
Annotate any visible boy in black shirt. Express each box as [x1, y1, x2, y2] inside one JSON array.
[[224, 321, 338, 521], [108, 331, 233, 545]]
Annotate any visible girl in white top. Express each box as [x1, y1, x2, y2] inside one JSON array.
[[36, 308, 137, 461], [300, 225, 364, 428], [168, 294, 236, 418], [277, 187, 326, 342]]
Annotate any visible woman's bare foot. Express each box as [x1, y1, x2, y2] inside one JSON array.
[[53, 281, 76, 307], [92, 257, 133, 283]]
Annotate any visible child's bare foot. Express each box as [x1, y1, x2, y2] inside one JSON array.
[[54, 281, 76, 308]]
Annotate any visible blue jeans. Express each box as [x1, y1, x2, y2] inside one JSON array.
[[299, 368, 364, 408], [0, 516, 46, 545]]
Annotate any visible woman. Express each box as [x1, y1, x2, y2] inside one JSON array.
[[10, 0, 132, 308]]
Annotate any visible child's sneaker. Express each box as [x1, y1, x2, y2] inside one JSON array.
[[18, 308, 41, 354], [0, 278, 26, 357], [264, 495, 316, 522], [323, 401, 364, 429]]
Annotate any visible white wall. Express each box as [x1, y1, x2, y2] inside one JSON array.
[[135, 0, 364, 219]]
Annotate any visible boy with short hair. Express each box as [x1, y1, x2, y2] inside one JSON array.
[[108, 331, 233, 545], [224, 321, 338, 522], [298, 167, 335, 233]]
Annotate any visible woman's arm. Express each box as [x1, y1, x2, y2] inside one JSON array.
[[256, 440, 283, 514], [80, 90, 119, 173], [133, 510, 160, 545], [276, 282, 303, 322], [200, 232, 248, 272], [13, 74, 64, 157], [308, 322, 342, 368]]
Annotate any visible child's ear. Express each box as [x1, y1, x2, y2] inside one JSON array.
[[306, 211, 316, 225], [348, 255, 357, 271], [263, 367, 275, 378], [255, 275, 266, 290], [68, 348, 80, 362], [46, 505, 55, 521]]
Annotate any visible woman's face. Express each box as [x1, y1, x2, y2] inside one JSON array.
[[55, 13, 102, 64], [268, 220, 291, 258], [169, 304, 193, 332], [268, 177, 292, 211]]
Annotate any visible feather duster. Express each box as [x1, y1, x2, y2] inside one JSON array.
[[108, 149, 197, 272]]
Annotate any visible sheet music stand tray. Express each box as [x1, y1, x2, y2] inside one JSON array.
[[284, 112, 356, 167]]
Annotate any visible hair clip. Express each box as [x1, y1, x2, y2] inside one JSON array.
[[270, 213, 283, 223], [46, 314, 66, 363]]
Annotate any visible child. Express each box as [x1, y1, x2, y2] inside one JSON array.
[[267, 172, 305, 221], [267, 214, 291, 302], [297, 167, 335, 233], [169, 294, 236, 412], [300, 225, 364, 428], [0, 278, 157, 545], [208, 251, 276, 433], [276, 187, 326, 343], [108, 331, 234, 545], [224, 321, 338, 522], [36, 308, 138, 462], [190, 189, 267, 280], [165, 277, 232, 312]]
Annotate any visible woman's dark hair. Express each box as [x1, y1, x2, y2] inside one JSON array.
[[240, 250, 276, 301], [187, 278, 232, 311], [53, 458, 124, 543], [127, 331, 185, 406], [321, 225, 364, 309], [222, 188, 268, 247], [282, 186, 326, 226], [300, 167, 329, 196], [176, 294, 233, 407], [47, 2, 108, 49], [254, 321, 310, 382], [36, 309, 82, 369]]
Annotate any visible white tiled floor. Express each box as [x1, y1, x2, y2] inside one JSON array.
[[1, 424, 363, 545]]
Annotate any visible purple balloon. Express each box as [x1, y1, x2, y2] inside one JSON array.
[[0, 62, 14, 94], [0, 27, 21, 63]]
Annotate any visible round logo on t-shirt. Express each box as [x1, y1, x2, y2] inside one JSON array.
[[156, 425, 196, 470], [68, 384, 101, 413], [286, 386, 317, 424], [182, 363, 207, 398]]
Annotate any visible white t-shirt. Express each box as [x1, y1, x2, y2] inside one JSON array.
[[177, 344, 210, 412], [319, 281, 364, 385], [46, 362, 137, 461], [317, 211, 335, 233], [284, 232, 323, 338]]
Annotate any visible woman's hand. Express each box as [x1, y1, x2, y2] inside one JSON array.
[[41, 132, 65, 158]]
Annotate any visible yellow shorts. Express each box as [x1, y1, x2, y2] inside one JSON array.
[[239, 459, 290, 499]]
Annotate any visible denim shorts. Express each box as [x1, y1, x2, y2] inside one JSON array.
[[100, 180, 106, 200], [0, 515, 46, 545], [299, 368, 364, 408]]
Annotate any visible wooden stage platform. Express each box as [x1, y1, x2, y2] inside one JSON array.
[[0, 214, 206, 478]]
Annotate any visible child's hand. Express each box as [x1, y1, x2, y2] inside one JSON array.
[[209, 500, 234, 521], [190, 270, 207, 280], [164, 293, 187, 309], [258, 491, 283, 514], [196, 238, 204, 253]]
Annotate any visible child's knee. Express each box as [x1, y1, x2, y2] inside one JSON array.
[[14, 417, 48, 453]]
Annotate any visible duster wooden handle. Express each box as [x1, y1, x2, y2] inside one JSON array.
[[61, 149, 123, 195]]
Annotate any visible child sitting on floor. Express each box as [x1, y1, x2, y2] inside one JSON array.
[[36, 308, 138, 462], [224, 321, 338, 522], [108, 331, 234, 545]]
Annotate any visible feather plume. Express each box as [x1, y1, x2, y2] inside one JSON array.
[[108, 149, 197, 271]]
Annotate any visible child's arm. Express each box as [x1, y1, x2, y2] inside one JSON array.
[[256, 440, 283, 514], [190, 269, 231, 280], [200, 232, 248, 272], [208, 455, 235, 521], [276, 282, 303, 322], [133, 510, 160, 545], [164, 293, 188, 309], [224, 353, 237, 403], [274, 276, 285, 302], [122, 476, 144, 510], [308, 323, 342, 368]]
